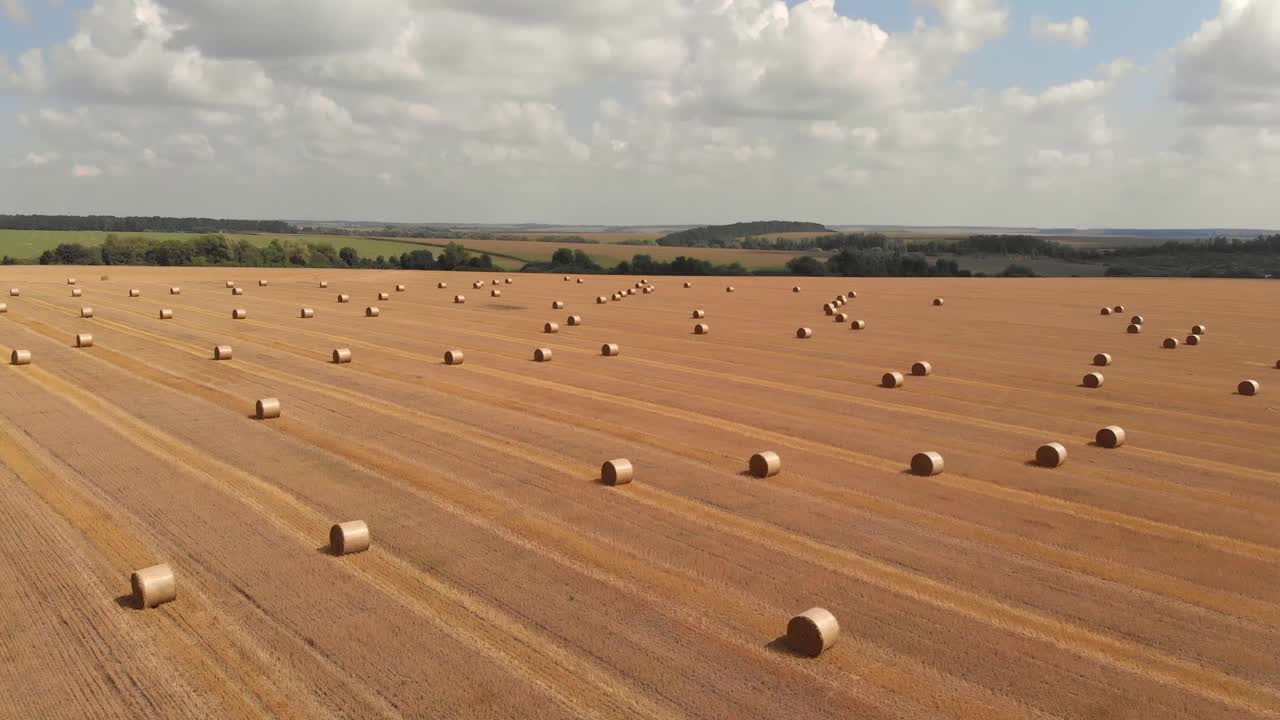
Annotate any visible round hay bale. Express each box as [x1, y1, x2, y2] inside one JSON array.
[[0, 303, 6, 313], [1093, 353, 1112, 366], [170, 287, 181, 295], [474, 281, 485, 289], [438, 282, 448, 289], [597, 296, 608, 304], [534, 347, 553, 362], [1083, 372, 1104, 389], [67, 278, 77, 285], [159, 308, 173, 320], [578, 278, 585, 284], [258, 280, 268, 287], [1096, 426, 1126, 448], [338, 294, 350, 303], [932, 298, 944, 306], [643, 287, 653, 294], [634, 282, 643, 289], [882, 372, 904, 388], [749, 451, 781, 478], [601, 343, 620, 357], [378, 292, 390, 301], [823, 304, 835, 316], [626, 288, 635, 296], [544, 322, 559, 333], [10, 349, 31, 365], [365, 306, 380, 317], [793, 286, 801, 293], [692, 309, 706, 319], [786, 607, 839, 657], [232, 308, 248, 320], [130, 564, 176, 609], [80, 307, 94, 318], [612, 293, 622, 301], [1163, 337, 1179, 349], [683, 282, 692, 288], [910, 451, 944, 476], [129, 289, 141, 297], [332, 348, 352, 364], [226, 281, 236, 288], [848, 291, 857, 299], [796, 327, 813, 339], [564, 276, 571, 281], [1238, 379, 1260, 396], [1275, 360, 1280, 369], [1100, 307, 1111, 315], [329, 521, 370, 556], [396, 284, 406, 292], [214, 345, 233, 360], [568, 315, 582, 326], [232, 287, 244, 296], [300, 308, 315, 319], [552, 300, 565, 309], [911, 361, 932, 377], [601, 458, 633, 486], [850, 320, 866, 330], [1191, 325, 1206, 335], [694, 323, 710, 335], [444, 350, 464, 365], [1130, 315, 1144, 325], [319, 281, 328, 288], [492, 279, 500, 286], [255, 398, 281, 419], [7, 288, 17, 297], [726, 286, 735, 293], [1113, 305, 1125, 313], [1185, 334, 1200, 346], [491, 289, 501, 298], [454, 295, 466, 304], [71, 288, 82, 297], [505, 278, 513, 285], [1036, 442, 1068, 468], [75, 333, 94, 348], [834, 312, 848, 323], [834, 298, 845, 307], [1126, 323, 1142, 334]]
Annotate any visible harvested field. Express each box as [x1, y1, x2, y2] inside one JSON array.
[[0, 268, 1278, 720]]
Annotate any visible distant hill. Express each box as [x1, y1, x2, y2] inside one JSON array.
[[657, 221, 830, 248]]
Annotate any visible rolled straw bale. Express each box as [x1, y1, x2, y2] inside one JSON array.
[[1083, 372, 1104, 388], [226, 281, 236, 288], [75, 333, 94, 348], [130, 564, 176, 609], [848, 291, 857, 298], [338, 294, 351, 303], [170, 287, 181, 295], [444, 350, 464, 365], [626, 289, 635, 296], [611, 293, 622, 301], [726, 286, 735, 293], [534, 347, 553, 362], [7, 288, 17, 297], [694, 323, 710, 335], [786, 607, 839, 657], [1130, 315, 1144, 325], [232, 308, 248, 319], [544, 322, 560, 333], [1126, 324, 1142, 334], [834, 312, 848, 323], [505, 277, 513, 284], [564, 276, 571, 281], [643, 287, 653, 294], [578, 278, 586, 284], [1191, 325, 1206, 335], [793, 286, 801, 293], [1113, 305, 1125, 313], [882, 372, 904, 388], [378, 292, 390, 301], [332, 348, 352, 364], [1093, 353, 1112, 366], [454, 295, 466, 304], [474, 281, 485, 289], [601, 458, 633, 486], [319, 281, 328, 288], [232, 287, 244, 296], [932, 298, 943, 306], [67, 278, 77, 285], [552, 300, 565, 309], [71, 288, 82, 297], [850, 320, 866, 330], [601, 343, 620, 357], [796, 327, 813, 339], [439, 282, 448, 289], [911, 361, 932, 377], [365, 306, 380, 317], [1163, 337, 1179, 349], [300, 308, 314, 318], [834, 298, 845, 307], [568, 315, 582, 326], [1276, 360, 1280, 369], [692, 309, 706, 319], [255, 398, 281, 419], [129, 289, 141, 297], [683, 282, 692, 288], [491, 289, 501, 297], [214, 345, 232, 360], [10, 349, 31, 365], [1100, 307, 1111, 315], [824, 304, 835, 316], [1185, 334, 1200, 346], [0, 303, 6, 313], [329, 521, 370, 556], [492, 279, 500, 286], [259, 280, 268, 287], [835, 295, 845, 302], [396, 284, 406, 292], [1238, 380, 1259, 396], [635, 282, 643, 289], [159, 309, 173, 319], [749, 451, 782, 478], [1096, 426, 1126, 448], [1035, 442, 1068, 468], [80, 307, 94, 318], [910, 451, 944, 476], [597, 296, 608, 304]]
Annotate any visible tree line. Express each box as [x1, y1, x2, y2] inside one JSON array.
[[656, 221, 830, 248], [0, 214, 293, 234]]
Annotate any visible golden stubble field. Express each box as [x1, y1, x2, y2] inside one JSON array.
[[0, 267, 1277, 720]]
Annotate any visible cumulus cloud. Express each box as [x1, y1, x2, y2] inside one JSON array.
[[1002, 58, 1134, 114], [71, 164, 103, 177], [1031, 16, 1090, 47], [1173, 0, 1280, 125]]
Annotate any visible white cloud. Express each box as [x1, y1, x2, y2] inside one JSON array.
[[1031, 16, 1090, 48], [12, 151, 59, 168], [1002, 59, 1134, 114], [71, 163, 103, 177], [1024, 148, 1092, 171], [1173, 0, 1280, 125], [1, 0, 31, 24]]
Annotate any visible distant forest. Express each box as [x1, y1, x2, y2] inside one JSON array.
[[0, 214, 294, 234], [656, 221, 830, 248]]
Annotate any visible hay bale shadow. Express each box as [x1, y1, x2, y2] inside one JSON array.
[[764, 635, 806, 658]]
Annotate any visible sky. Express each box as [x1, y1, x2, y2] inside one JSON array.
[[1, 0, 1278, 228]]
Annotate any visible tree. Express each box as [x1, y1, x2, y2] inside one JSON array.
[[551, 247, 575, 266], [400, 249, 435, 270], [437, 242, 469, 270], [786, 256, 826, 276], [339, 246, 360, 267]]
